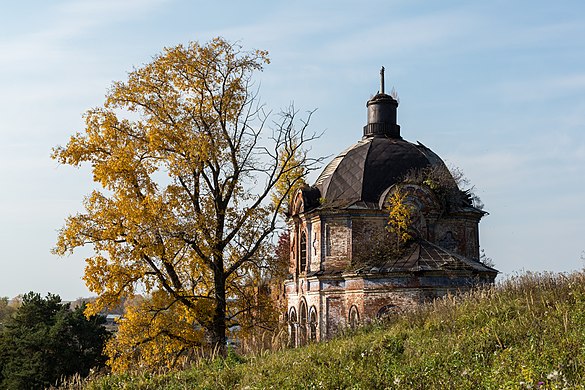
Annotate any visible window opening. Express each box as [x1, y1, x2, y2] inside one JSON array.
[[299, 300, 308, 346], [288, 308, 297, 347], [309, 307, 317, 341], [349, 305, 360, 329], [300, 231, 307, 272]]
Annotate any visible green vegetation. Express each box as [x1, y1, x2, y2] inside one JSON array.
[[67, 272, 585, 389], [0, 292, 109, 389]]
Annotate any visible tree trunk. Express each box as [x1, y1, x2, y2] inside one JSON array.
[[211, 260, 227, 357]]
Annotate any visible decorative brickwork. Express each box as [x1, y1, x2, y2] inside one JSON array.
[[284, 79, 497, 345]]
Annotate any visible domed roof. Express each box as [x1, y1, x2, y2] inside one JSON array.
[[312, 68, 451, 208], [314, 136, 446, 206]]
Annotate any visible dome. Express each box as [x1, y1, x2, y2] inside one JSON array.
[[314, 136, 447, 206], [312, 68, 451, 208]]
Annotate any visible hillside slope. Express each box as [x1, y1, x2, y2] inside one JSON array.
[[76, 272, 585, 389]]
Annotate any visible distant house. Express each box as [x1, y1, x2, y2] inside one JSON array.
[[104, 314, 121, 332], [285, 70, 497, 346]]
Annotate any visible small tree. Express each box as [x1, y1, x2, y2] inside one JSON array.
[[237, 230, 291, 353], [52, 37, 321, 364], [104, 290, 206, 372], [386, 187, 414, 251], [402, 165, 484, 211], [271, 139, 309, 217]]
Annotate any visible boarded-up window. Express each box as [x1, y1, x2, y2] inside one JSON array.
[[377, 304, 399, 319], [326, 297, 342, 338], [349, 305, 360, 329]]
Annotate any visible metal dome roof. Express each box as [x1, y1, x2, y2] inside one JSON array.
[[307, 68, 451, 209], [314, 136, 446, 206]]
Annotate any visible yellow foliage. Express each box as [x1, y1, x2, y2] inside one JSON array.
[[271, 138, 308, 216], [105, 291, 206, 372], [52, 37, 319, 366], [386, 187, 414, 249]]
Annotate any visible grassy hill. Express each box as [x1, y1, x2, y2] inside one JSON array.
[[66, 272, 585, 389]]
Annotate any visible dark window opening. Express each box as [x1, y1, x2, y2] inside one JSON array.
[[300, 231, 307, 272], [299, 300, 308, 346], [288, 308, 297, 347], [309, 307, 317, 341]]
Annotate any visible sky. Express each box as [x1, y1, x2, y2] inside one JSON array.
[[1, 0, 584, 300]]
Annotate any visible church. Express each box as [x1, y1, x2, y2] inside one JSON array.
[[284, 69, 497, 346]]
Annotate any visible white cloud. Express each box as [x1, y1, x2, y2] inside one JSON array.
[[0, 0, 170, 71]]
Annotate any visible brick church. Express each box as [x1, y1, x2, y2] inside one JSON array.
[[284, 70, 497, 346]]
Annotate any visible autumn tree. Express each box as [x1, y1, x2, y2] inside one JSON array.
[[386, 187, 414, 251], [235, 230, 291, 354], [104, 290, 206, 372], [271, 138, 309, 216], [52, 37, 320, 365]]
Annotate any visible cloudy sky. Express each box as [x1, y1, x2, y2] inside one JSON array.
[[1, 0, 584, 300]]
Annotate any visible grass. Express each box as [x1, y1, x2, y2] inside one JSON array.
[[61, 271, 585, 389]]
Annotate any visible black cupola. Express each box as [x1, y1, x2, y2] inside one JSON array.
[[363, 67, 401, 138]]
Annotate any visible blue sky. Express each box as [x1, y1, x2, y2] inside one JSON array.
[[1, 0, 584, 300]]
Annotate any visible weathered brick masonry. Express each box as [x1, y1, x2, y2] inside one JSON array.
[[284, 71, 497, 346]]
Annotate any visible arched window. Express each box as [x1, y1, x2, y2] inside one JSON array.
[[348, 305, 360, 329], [309, 306, 318, 341], [300, 231, 307, 272], [299, 300, 308, 346], [288, 307, 297, 347]]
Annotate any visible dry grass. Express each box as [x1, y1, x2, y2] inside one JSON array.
[[66, 271, 585, 389]]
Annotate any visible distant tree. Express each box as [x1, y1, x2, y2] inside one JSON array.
[[235, 230, 292, 354], [0, 297, 16, 330], [52, 37, 322, 365], [273, 231, 291, 283], [0, 292, 109, 389]]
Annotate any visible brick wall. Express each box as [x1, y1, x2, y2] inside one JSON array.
[[321, 216, 352, 271]]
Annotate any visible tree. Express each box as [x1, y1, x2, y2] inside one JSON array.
[[52, 37, 321, 363], [271, 139, 309, 216], [235, 230, 291, 354], [0, 297, 17, 331], [0, 292, 109, 389], [402, 164, 484, 211], [104, 290, 206, 372], [386, 187, 414, 251]]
